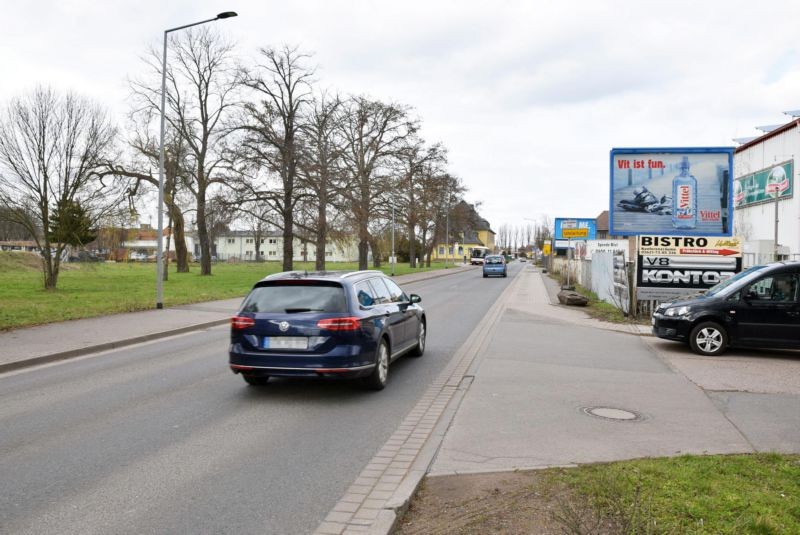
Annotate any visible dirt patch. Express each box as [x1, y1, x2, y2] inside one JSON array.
[[396, 470, 618, 535], [0, 251, 42, 271]]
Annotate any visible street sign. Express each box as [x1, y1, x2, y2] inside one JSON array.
[[638, 236, 742, 257], [562, 228, 589, 238]]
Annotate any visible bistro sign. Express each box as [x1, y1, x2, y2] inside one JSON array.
[[636, 236, 742, 301]]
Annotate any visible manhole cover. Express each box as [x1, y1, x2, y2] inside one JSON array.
[[583, 406, 641, 421]]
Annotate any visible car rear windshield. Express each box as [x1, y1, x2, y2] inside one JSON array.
[[241, 282, 347, 313], [485, 256, 503, 264]]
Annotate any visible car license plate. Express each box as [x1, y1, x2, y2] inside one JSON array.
[[263, 337, 308, 350]]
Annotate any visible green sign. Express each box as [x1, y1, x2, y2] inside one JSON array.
[[734, 161, 793, 207]]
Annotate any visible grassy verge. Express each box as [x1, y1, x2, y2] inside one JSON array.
[[547, 271, 633, 324], [553, 453, 800, 534], [0, 253, 453, 330], [399, 454, 800, 534]]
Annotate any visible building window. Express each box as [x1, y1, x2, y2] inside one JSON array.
[[449, 246, 454, 254], [246, 250, 252, 256], [439, 247, 444, 255], [458, 246, 464, 255], [269, 238, 277, 244], [260, 238, 265, 243], [269, 251, 277, 256], [326, 251, 332, 256], [246, 238, 253, 244], [227, 238, 235, 244]]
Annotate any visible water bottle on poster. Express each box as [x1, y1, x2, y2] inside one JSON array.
[[672, 156, 697, 229]]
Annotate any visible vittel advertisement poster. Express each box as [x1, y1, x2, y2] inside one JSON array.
[[609, 148, 734, 236]]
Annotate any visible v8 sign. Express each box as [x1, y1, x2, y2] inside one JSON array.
[[636, 236, 742, 301]]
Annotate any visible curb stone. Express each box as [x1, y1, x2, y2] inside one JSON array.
[[313, 266, 524, 535]]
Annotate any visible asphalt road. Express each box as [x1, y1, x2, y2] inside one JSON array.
[[0, 262, 523, 535]]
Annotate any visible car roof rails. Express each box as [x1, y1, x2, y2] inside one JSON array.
[[340, 270, 383, 279]]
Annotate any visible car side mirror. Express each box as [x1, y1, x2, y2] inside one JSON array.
[[409, 294, 422, 304]]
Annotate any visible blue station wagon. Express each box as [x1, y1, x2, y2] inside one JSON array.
[[229, 270, 426, 390]]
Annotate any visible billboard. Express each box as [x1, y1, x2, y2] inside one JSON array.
[[636, 236, 742, 301], [610, 148, 734, 236], [734, 160, 794, 208], [554, 218, 597, 241], [574, 239, 630, 261]]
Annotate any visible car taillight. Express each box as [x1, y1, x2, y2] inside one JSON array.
[[231, 316, 255, 330], [317, 317, 361, 331]]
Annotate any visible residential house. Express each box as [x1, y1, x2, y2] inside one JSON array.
[[431, 201, 496, 262]]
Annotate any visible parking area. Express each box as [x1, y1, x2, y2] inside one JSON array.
[[644, 337, 800, 395]]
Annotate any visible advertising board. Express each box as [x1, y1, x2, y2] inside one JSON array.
[[635, 236, 742, 301], [554, 218, 597, 241], [610, 147, 734, 236], [574, 239, 630, 261], [734, 160, 793, 208]]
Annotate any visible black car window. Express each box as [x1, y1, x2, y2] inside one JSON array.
[[745, 273, 798, 303], [354, 280, 377, 307], [368, 277, 393, 304], [241, 283, 347, 313], [382, 278, 408, 302]]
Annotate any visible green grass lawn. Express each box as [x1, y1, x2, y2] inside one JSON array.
[[555, 453, 800, 534], [0, 254, 452, 330]]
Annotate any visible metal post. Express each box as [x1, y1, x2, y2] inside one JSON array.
[[445, 210, 449, 268], [391, 205, 395, 276], [155, 12, 237, 310], [774, 192, 779, 261], [156, 30, 168, 309]]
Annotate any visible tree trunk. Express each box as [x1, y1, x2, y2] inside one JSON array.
[[357, 227, 370, 269], [408, 221, 416, 268], [172, 208, 189, 272], [282, 216, 293, 271], [196, 193, 211, 276], [315, 191, 327, 271], [370, 238, 381, 268]]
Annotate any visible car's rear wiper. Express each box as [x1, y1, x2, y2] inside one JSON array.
[[284, 308, 324, 313]]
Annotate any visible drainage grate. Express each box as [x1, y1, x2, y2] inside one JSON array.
[[582, 406, 642, 422]]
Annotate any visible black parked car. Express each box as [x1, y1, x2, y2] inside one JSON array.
[[652, 261, 800, 356], [229, 270, 426, 390]]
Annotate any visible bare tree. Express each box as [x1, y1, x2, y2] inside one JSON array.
[[101, 128, 193, 272], [419, 172, 464, 266], [0, 87, 126, 289], [130, 28, 241, 275], [339, 96, 416, 269], [235, 46, 314, 271], [296, 92, 346, 270], [395, 138, 446, 268]]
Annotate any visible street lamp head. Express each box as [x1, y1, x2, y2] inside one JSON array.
[[216, 11, 238, 19]]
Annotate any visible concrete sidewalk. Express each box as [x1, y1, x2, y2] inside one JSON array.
[[428, 266, 799, 477], [0, 264, 474, 373]]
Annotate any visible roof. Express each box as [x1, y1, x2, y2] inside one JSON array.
[[595, 210, 609, 232], [735, 119, 800, 152]]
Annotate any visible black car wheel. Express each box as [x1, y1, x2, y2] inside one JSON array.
[[689, 322, 728, 356], [410, 320, 426, 357], [483, 273, 487, 278], [362, 339, 389, 390], [242, 374, 270, 386]]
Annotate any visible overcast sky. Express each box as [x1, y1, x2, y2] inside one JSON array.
[[2, 0, 799, 232]]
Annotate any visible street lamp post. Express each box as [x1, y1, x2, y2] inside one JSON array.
[[156, 11, 237, 309], [391, 205, 395, 276]]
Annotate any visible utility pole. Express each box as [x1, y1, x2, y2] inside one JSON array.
[[391, 205, 396, 276]]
